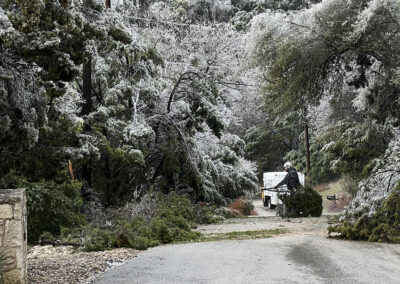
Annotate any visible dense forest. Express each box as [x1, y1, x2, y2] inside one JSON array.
[[1, 0, 399, 247]]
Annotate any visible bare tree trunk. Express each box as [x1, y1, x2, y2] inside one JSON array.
[[304, 121, 311, 178], [81, 57, 92, 115], [105, 0, 111, 9], [104, 153, 111, 206], [81, 57, 92, 195]]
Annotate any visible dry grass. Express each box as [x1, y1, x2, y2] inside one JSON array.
[[198, 228, 288, 242], [327, 192, 351, 213], [315, 179, 351, 213], [229, 198, 257, 216]]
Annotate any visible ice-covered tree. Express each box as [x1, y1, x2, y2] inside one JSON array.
[[123, 1, 259, 203], [250, 0, 400, 241], [0, 0, 96, 177]]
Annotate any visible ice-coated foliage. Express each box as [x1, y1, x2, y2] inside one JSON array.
[[193, 132, 258, 203], [284, 138, 337, 183], [0, 1, 96, 179], [247, 0, 400, 243], [249, 0, 400, 123], [4, 0, 399, 246], [329, 181, 400, 243], [247, 0, 400, 163], [1, 0, 261, 214], [0, 8, 46, 157], [285, 121, 393, 183], [338, 131, 400, 223], [328, 132, 400, 243], [323, 122, 392, 177]]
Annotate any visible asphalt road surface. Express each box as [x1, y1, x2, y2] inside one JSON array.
[[93, 233, 400, 284]]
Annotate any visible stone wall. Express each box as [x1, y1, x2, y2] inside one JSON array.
[[0, 189, 27, 284]]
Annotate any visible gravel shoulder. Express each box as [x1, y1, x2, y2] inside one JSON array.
[[28, 246, 139, 284]]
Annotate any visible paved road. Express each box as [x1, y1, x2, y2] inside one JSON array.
[[252, 199, 276, 217], [93, 234, 400, 284]]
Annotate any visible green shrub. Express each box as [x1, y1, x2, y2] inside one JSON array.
[[78, 216, 156, 251], [39, 231, 56, 244], [150, 217, 174, 243], [129, 236, 152, 250], [158, 192, 195, 221], [60, 226, 85, 246], [328, 182, 400, 243], [193, 203, 223, 224], [26, 180, 86, 244], [78, 192, 202, 251], [82, 226, 115, 252], [148, 194, 201, 243], [0, 173, 86, 244], [0, 171, 24, 189], [277, 185, 323, 218]]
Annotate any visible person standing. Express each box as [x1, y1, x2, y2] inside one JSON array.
[[274, 162, 300, 193]]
